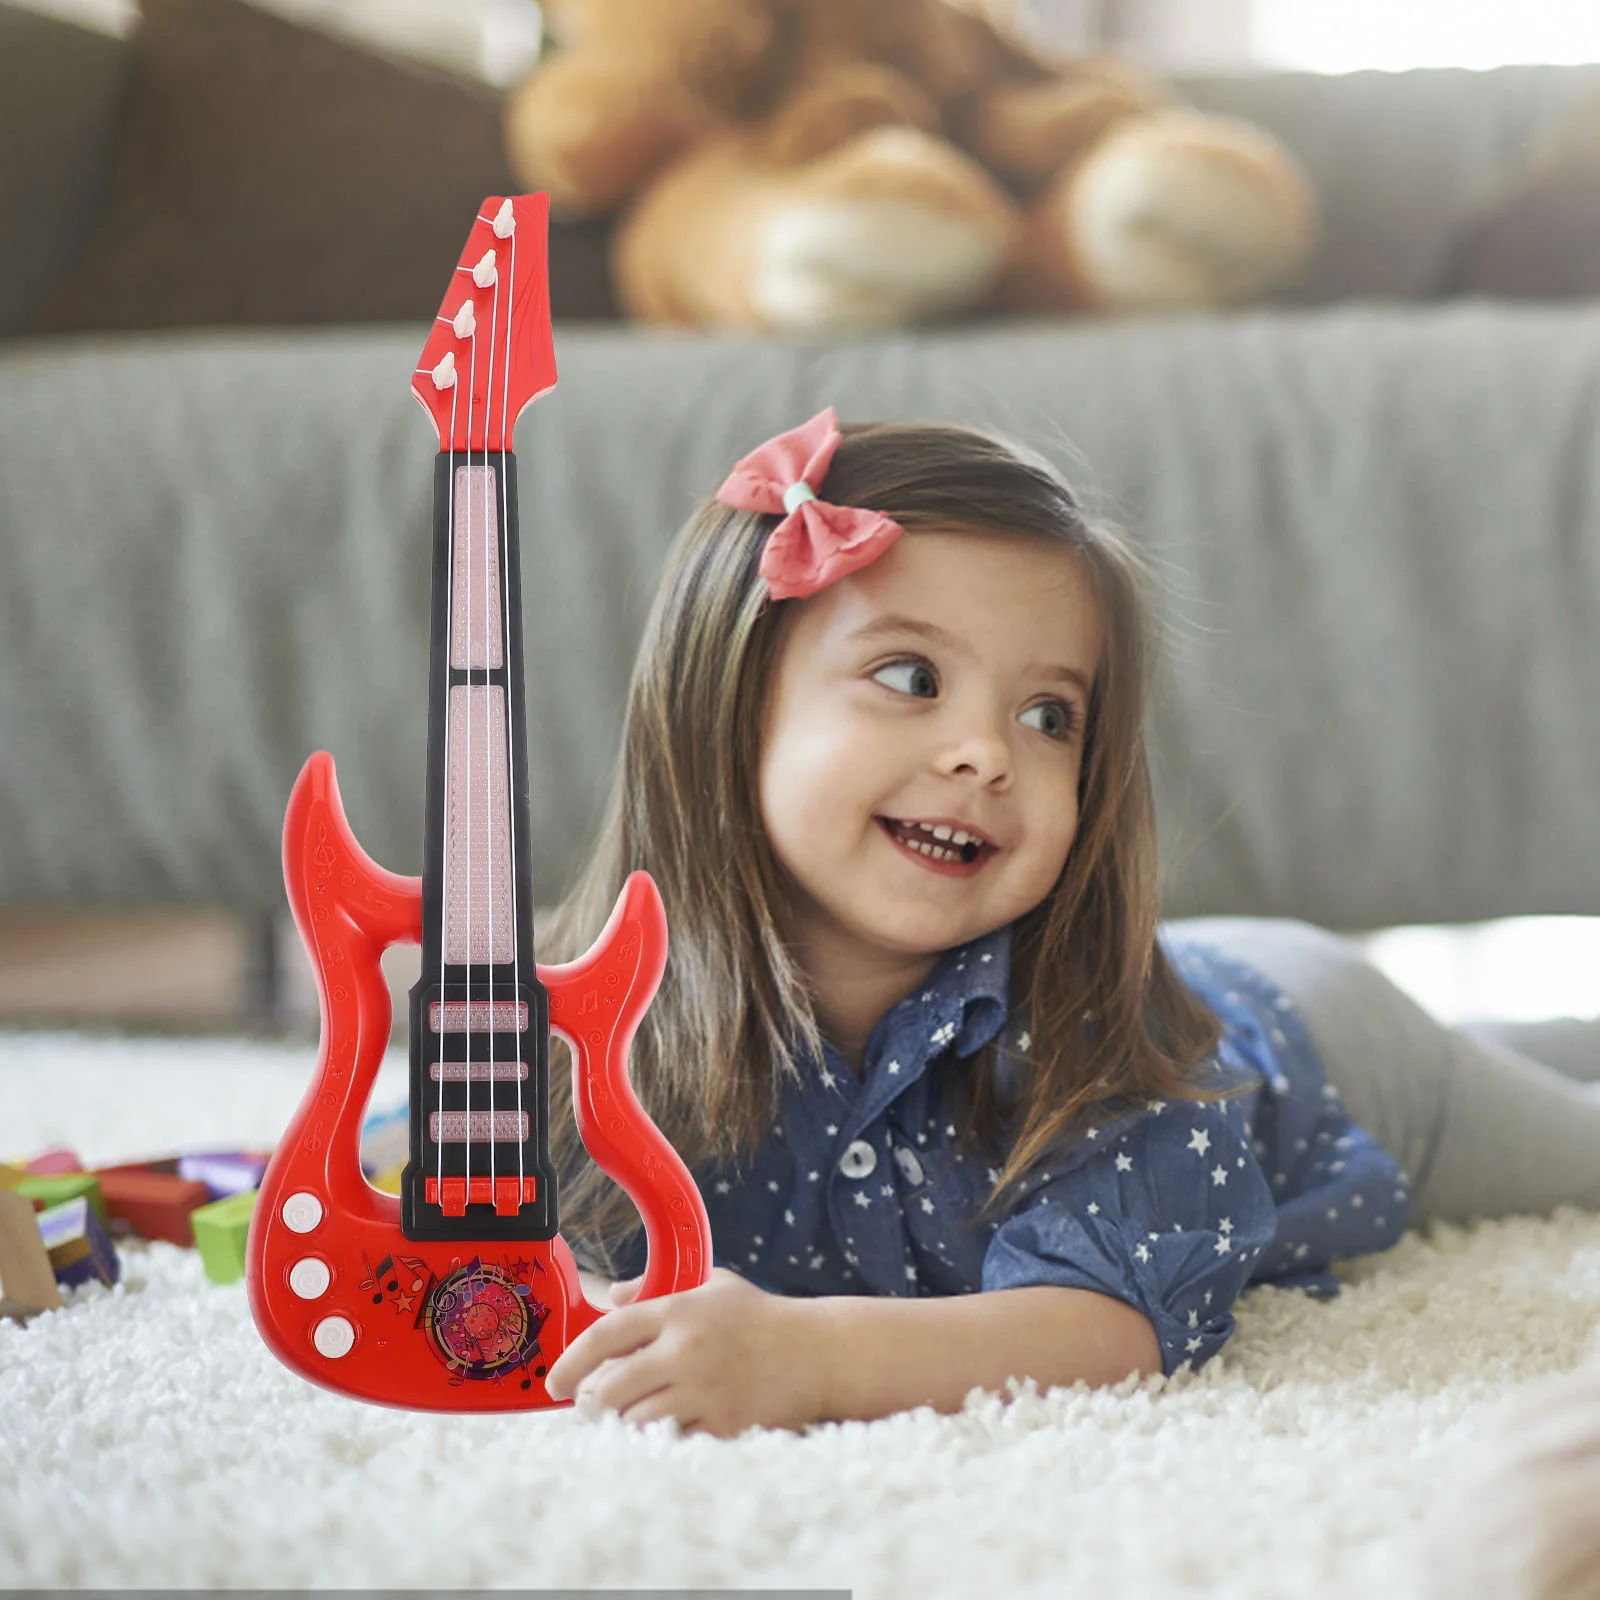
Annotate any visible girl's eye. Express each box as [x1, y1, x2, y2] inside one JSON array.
[[871, 657, 939, 698], [1020, 699, 1081, 743]]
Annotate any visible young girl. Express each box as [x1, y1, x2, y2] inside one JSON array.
[[539, 409, 1600, 1438]]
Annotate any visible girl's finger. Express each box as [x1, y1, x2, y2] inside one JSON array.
[[618, 1387, 693, 1430], [584, 1352, 676, 1420]]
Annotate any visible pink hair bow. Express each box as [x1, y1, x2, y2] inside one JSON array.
[[715, 407, 903, 600]]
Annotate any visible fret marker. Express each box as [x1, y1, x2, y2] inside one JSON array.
[[493, 199, 515, 238], [430, 350, 456, 390], [452, 300, 476, 339], [472, 250, 498, 288]]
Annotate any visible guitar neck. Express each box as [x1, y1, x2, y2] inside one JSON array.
[[421, 448, 537, 975], [404, 447, 553, 1243]]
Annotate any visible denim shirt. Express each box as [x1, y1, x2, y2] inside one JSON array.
[[613, 922, 1411, 1377]]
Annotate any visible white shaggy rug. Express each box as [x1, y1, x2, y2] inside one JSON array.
[[3, 1028, 1599, 1596]]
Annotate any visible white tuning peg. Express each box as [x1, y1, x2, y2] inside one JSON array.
[[472, 250, 498, 288], [452, 300, 476, 339], [493, 199, 515, 238], [431, 350, 457, 390]]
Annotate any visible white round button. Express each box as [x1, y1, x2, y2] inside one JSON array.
[[839, 1139, 877, 1179], [289, 1257, 331, 1299], [894, 1146, 925, 1187], [313, 1316, 355, 1359], [281, 1191, 323, 1233]]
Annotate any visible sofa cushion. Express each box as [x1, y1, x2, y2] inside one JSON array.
[[1435, 85, 1600, 299], [1179, 64, 1600, 304], [35, 0, 615, 333]]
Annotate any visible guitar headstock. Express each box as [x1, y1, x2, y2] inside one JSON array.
[[412, 194, 557, 454]]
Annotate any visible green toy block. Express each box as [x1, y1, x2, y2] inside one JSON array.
[[16, 1172, 106, 1225], [191, 1189, 257, 1285]]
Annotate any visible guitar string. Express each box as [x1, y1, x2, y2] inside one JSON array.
[[502, 208, 526, 1206], [481, 238, 500, 1193], [464, 308, 478, 1192], [435, 323, 459, 1211]]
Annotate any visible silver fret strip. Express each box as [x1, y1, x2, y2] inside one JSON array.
[[429, 1000, 528, 1033], [429, 1059, 529, 1082], [429, 1110, 530, 1143]]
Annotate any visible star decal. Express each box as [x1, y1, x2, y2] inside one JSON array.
[[1115, 1152, 1133, 1173], [853, 1191, 872, 1209], [1210, 1165, 1229, 1186], [1188, 1128, 1211, 1157]]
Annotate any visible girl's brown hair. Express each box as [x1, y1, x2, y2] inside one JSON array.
[[535, 420, 1230, 1277]]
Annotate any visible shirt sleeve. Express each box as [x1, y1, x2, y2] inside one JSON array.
[[981, 1097, 1277, 1376]]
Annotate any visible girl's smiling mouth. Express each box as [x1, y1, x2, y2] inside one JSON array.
[[877, 816, 997, 875]]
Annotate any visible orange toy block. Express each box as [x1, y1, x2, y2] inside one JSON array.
[[0, 1188, 62, 1319]]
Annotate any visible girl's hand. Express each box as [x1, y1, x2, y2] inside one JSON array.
[[545, 1267, 826, 1438]]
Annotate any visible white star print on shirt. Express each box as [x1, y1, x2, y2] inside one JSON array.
[[1115, 1152, 1133, 1172], [1211, 1166, 1229, 1185], [1188, 1128, 1212, 1157]]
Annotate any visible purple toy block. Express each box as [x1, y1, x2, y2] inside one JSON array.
[[177, 1150, 270, 1200]]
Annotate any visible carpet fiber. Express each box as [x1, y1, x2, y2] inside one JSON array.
[[3, 1030, 1598, 1595]]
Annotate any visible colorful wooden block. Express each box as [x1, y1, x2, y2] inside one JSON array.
[[91, 1167, 210, 1246], [23, 1146, 85, 1175], [15, 1171, 107, 1225], [177, 1150, 270, 1200], [191, 1190, 257, 1285], [36, 1196, 120, 1289], [0, 1188, 62, 1319]]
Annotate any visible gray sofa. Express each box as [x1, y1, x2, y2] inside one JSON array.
[[3, 15, 1598, 937]]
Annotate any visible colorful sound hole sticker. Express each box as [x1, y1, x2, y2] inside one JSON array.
[[423, 1258, 548, 1381]]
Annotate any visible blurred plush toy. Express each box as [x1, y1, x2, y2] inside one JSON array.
[[505, 0, 1317, 330]]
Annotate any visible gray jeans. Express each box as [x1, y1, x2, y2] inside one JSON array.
[[1164, 918, 1600, 1227]]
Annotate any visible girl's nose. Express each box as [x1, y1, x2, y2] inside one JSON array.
[[935, 721, 1013, 786]]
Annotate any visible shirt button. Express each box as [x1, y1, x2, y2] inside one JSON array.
[[839, 1140, 877, 1179], [894, 1146, 925, 1186]]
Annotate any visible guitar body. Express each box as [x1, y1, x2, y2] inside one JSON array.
[[246, 194, 712, 1411]]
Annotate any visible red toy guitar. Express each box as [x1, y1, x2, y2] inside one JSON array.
[[246, 193, 711, 1411]]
